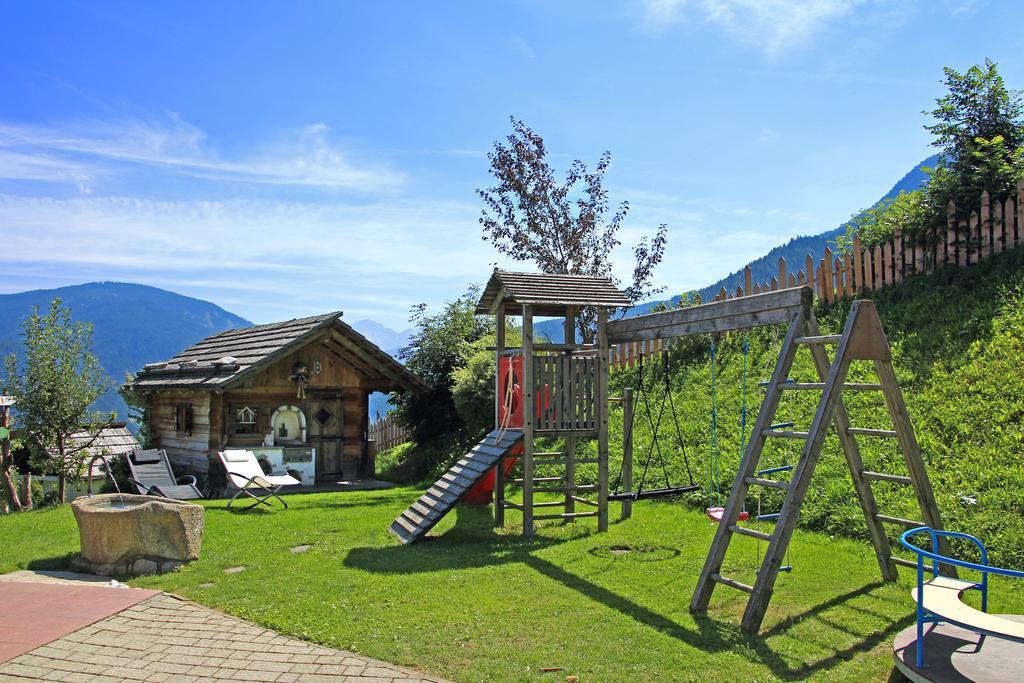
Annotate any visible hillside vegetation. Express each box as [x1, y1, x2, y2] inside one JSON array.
[[521, 247, 1024, 567]]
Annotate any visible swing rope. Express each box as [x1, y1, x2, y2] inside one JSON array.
[[611, 345, 698, 501], [708, 341, 719, 509]]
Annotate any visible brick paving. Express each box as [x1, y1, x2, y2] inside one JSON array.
[[0, 592, 448, 682]]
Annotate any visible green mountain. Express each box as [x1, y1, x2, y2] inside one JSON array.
[[0, 282, 252, 419], [692, 154, 939, 303]]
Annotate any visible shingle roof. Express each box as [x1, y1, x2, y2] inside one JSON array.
[[128, 312, 425, 393], [60, 423, 139, 477], [475, 270, 632, 315]]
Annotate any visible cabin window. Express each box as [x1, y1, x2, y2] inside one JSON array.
[[235, 406, 258, 434], [174, 403, 193, 435]]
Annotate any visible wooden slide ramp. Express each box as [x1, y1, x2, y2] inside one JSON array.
[[388, 429, 523, 545]]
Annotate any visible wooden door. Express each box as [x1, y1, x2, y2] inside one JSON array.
[[307, 393, 344, 480]]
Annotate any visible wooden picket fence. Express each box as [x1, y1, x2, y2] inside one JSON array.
[[609, 180, 1024, 370], [368, 413, 409, 454]]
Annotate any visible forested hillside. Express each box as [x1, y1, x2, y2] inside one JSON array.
[[551, 246, 1024, 566], [0, 282, 252, 418]]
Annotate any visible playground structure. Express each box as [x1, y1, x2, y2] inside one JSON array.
[[892, 526, 1024, 682], [606, 286, 949, 632], [389, 270, 630, 543], [389, 272, 950, 636]]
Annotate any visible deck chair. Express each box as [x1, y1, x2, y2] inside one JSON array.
[[127, 449, 203, 500], [218, 449, 300, 511]]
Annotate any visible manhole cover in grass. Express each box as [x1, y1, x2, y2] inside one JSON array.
[[589, 544, 680, 561]]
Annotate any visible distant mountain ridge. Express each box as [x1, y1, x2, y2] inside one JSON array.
[[0, 282, 410, 422], [534, 154, 939, 341], [692, 154, 938, 304], [0, 282, 253, 419]]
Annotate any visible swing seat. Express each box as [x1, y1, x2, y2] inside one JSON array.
[[706, 506, 749, 523], [608, 484, 701, 502]]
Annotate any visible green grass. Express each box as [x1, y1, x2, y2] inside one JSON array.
[[4, 490, 1024, 681]]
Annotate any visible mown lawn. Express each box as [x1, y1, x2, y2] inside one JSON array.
[[3, 488, 1022, 682]]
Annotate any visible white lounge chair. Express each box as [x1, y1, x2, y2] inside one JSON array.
[[218, 449, 300, 511], [127, 448, 203, 500]]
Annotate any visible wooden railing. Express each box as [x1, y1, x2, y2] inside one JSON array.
[[368, 413, 409, 454], [609, 181, 1024, 370], [533, 354, 598, 432]]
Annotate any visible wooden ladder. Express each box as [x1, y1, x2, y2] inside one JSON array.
[[689, 299, 951, 632]]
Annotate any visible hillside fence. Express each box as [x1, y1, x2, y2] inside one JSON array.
[[368, 413, 409, 454], [609, 180, 1024, 370]]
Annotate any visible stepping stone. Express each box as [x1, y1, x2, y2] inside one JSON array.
[[290, 545, 313, 554], [198, 583, 215, 588], [223, 566, 246, 574]]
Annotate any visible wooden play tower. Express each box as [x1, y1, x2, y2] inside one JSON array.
[[388, 270, 630, 543]]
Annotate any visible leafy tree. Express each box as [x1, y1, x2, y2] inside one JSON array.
[[451, 327, 523, 440], [3, 298, 112, 504], [847, 60, 1024, 248], [478, 117, 668, 340], [392, 289, 494, 445]]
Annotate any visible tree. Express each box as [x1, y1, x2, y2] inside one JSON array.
[[3, 298, 112, 504], [391, 289, 494, 445], [845, 60, 1024, 247], [0, 399, 24, 512], [925, 60, 1024, 219], [478, 118, 667, 340]]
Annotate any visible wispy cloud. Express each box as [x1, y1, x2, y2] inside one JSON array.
[[638, 0, 864, 56], [0, 114, 403, 193]]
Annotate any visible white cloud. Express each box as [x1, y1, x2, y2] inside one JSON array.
[[639, 0, 863, 56], [757, 126, 781, 143], [0, 114, 403, 193]]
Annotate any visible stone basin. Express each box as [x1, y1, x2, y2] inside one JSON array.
[[71, 493, 204, 576]]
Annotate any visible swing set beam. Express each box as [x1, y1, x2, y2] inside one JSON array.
[[607, 287, 813, 343]]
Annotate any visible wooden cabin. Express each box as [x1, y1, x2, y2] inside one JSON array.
[[127, 312, 425, 484]]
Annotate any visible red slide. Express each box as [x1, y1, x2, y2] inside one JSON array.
[[463, 441, 522, 504]]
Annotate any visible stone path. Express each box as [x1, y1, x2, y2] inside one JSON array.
[[0, 583, 447, 682]]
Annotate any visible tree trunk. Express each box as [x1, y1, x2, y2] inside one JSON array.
[[0, 408, 23, 512], [20, 471, 32, 511], [58, 471, 66, 505]]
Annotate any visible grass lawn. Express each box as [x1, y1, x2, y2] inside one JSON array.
[[3, 488, 1023, 682]]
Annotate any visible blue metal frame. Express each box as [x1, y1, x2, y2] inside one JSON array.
[[899, 526, 1024, 669]]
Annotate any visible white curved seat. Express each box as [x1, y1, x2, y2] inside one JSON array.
[[913, 575, 1024, 642]]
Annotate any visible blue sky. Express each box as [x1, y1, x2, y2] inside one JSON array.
[[0, 0, 1020, 328]]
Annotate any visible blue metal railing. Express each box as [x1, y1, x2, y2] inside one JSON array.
[[899, 526, 1024, 669]]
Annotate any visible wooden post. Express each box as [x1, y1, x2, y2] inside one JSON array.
[[958, 218, 969, 267], [1009, 195, 1019, 251], [494, 303, 506, 528], [805, 255, 815, 299], [981, 191, 991, 260], [597, 306, 610, 533], [522, 304, 535, 537], [861, 240, 873, 292], [778, 257, 786, 289], [822, 247, 833, 302], [621, 386, 633, 521], [564, 306, 577, 519], [994, 196, 1005, 254], [853, 234, 864, 292], [892, 233, 903, 283]]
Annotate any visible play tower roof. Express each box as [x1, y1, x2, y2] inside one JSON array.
[[475, 269, 631, 316]]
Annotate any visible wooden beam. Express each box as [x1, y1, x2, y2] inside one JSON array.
[[608, 287, 812, 343]]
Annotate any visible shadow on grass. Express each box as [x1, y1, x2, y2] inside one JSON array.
[[24, 554, 76, 572], [346, 516, 910, 680]]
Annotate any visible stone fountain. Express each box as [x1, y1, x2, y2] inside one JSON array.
[[71, 493, 205, 576]]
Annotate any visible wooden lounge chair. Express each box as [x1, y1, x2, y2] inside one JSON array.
[[127, 448, 203, 500], [218, 449, 300, 511]]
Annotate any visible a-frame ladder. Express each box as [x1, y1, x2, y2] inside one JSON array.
[[689, 299, 950, 632]]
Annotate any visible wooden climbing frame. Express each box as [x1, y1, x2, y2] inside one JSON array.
[[607, 286, 950, 633]]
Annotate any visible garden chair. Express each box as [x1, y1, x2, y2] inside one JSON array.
[[127, 448, 203, 500], [218, 449, 300, 511]]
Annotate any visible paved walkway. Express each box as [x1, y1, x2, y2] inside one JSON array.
[[0, 579, 446, 682]]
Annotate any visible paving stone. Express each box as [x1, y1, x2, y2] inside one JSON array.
[[0, 591, 447, 682]]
